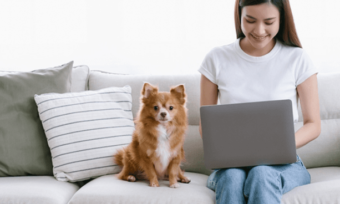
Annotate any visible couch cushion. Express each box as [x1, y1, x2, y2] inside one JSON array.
[[0, 62, 73, 176], [295, 120, 340, 169], [182, 125, 212, 176], [0, 176, 79, 204], [68, 172, 215, 204], [70, 65, 90, 92], [282, 167, 340, 203], [88, 71, 201, 126], [69, 167, 340, 204]]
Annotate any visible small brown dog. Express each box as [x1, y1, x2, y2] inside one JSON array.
[[114, 82, 191, 188]]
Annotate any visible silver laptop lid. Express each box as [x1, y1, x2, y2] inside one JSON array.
[[200, 99, 297, 170]]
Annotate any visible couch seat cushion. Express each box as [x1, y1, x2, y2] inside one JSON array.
[[0, 176, 79, 204], [69, 172, 215, 204], [282, 167, 340, 203]]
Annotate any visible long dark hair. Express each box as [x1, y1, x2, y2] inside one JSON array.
[[234, 0, 302, 48]]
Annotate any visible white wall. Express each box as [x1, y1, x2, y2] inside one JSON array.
[[0, 0, 339, 74]]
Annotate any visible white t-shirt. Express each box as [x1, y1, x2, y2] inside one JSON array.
[[198, 38, 318, 123]]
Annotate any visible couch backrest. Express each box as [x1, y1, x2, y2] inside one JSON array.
[[88, 70, 340, 174]]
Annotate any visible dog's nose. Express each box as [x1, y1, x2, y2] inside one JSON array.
[[161, 112, 167, 118]]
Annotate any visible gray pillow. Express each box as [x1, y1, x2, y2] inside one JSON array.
[[0, 65, 90, 92], [0, 61, 73, 176]]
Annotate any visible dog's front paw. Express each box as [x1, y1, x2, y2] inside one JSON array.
[[180, 177, 191, 183], [127, 175, 136, 182], [150, 182, 160, 187], [170, 183, 180, 188]]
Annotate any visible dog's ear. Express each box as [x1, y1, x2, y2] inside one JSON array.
[[141, 82, 158, 98], [170, 84, 186, 105]]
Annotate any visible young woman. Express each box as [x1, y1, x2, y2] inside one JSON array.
[[198, 0, 321, 203]]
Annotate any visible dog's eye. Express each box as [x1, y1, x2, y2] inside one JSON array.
[[154, 106, 158, 111], [169, 106, 173, 110]]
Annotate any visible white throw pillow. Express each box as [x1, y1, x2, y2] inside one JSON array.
[[34, 86, 134, 182]]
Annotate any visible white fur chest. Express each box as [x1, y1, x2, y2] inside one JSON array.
[[154, 125, 171, 174]]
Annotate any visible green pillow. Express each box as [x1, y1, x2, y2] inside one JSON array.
[[0, 61, 73, 176]]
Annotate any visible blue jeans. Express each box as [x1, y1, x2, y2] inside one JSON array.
[[206, 155, 311, 204]]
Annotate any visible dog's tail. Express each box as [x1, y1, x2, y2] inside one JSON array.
[[114, 147, 126, 167]]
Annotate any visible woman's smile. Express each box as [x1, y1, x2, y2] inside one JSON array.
[[250, 33, 269, 42]]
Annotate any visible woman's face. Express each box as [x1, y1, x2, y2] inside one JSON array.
[[241, 3, 280, 50]]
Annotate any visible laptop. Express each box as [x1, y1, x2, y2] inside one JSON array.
[[200, 99, 297, 170]]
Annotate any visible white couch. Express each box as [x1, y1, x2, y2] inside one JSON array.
[[1, 67, 339, 204]]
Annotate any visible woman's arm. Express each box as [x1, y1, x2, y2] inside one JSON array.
[[295, 73, 321, 148], [199, 74, 219, 138]]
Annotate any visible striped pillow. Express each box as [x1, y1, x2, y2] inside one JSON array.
[[34, 86, 134, 182]]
